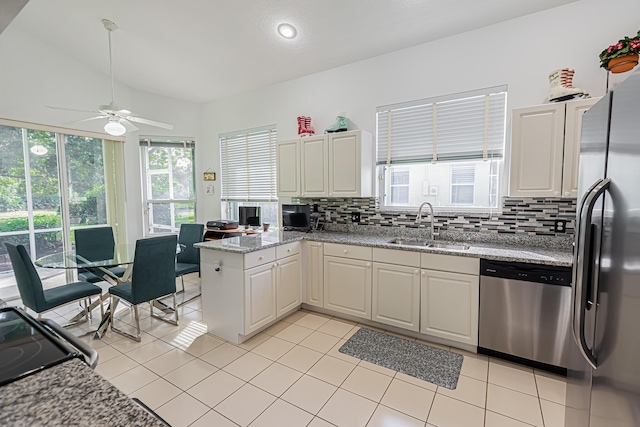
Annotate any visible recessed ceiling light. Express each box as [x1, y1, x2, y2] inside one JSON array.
[[277, 23, 297, 39]]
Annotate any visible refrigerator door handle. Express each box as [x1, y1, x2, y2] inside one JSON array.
[[572, 177, 609, 369]]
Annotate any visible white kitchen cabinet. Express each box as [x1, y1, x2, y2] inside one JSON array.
[[202, 242, 301, 342], [244, 262, 277, 334], [372, 262, 420, 332], [324, 255, 372, 319], [276, 130, 373, 197], [301, 135, 329, 197], [420, 269, 479, 346], [276, 139, 300, 197], [509, 97, 600, 198], [276, 254, 301, 316], [562, 98, 600, 198], [304, 241, 324, 307], [328, 131, 373, 197]]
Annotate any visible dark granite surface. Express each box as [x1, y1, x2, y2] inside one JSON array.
[[195, 229, 573, 266], [339, 327, 463, 389], [0, 359, 167, 427]]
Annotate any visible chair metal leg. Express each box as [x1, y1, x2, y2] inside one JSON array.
[[150, 293, 179, 326], [174, 293, 179, 325], [110, 295, 142, 342], [176, 275, 185, 294], [177, 282, 201, 307]]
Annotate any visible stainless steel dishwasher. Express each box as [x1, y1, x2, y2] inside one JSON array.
[[479, 259, 572, 371]]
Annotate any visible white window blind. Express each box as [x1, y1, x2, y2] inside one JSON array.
[[376, 86, 506, 165], [220, 125, 277, 202]]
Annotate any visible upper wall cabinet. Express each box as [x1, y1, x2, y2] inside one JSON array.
[[276, 139, 301, 197], [509, 97, 600, 198], [277, 130, 374, 198]]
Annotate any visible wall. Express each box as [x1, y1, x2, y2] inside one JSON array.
[[297, 197, 576, 238], [0, 27, 202, 241], [200, 0, 640, 221]]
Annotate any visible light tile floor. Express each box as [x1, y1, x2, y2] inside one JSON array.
[[8, 273, 568, 427]]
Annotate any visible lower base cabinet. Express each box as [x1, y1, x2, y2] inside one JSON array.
[[277, 254, 302, 316], [244, 253, 302, 335], [372, 262, 420, 332], [323, 255, 372, 319], [304, 242, 324, 307], [420, 269, 479, 346], [244, 263, 277, 334]]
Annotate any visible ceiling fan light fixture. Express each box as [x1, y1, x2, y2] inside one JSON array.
[[104, 119, 126, 136], [277, 23, 297, 39], [30, 145, 48, 156]]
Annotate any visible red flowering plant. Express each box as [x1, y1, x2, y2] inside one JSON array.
[[599, 30, 640, 70]]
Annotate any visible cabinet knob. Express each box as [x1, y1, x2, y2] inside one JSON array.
[[421, 271, 426, 277], [343, 249, 348, 254], [414, 269, 419, 274], [554, 191, 560, 196], [287, 249, 291, 252], [366, 262, 371, 268], [258, 256, 263, 260], [564, 191, 570, 196]]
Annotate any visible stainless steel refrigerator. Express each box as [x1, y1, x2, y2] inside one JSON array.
[[566, 68, 640, 427]]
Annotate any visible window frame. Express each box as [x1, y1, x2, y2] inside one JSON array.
[[140, 138, 197, 235], [450, 164, 476, 206], [376, 86, 506, 212]]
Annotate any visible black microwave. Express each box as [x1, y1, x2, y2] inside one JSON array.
[[282, 204, 311, 231]]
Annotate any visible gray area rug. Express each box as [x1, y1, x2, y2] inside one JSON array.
[[339, 328, 464, 389]]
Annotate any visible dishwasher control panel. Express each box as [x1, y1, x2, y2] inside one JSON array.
[[480, 259, 572, 286]]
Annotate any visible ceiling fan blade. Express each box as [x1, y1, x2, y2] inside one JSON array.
[[120, 118, 139, 132], [125, 116, 174, 130], [63, 115, 108, 126], [47, 105, 101, 114]]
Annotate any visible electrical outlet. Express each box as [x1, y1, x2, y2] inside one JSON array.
[[554, 220, 567, 233], [351, 212, 361, 223], [325, 210, 331, 221]]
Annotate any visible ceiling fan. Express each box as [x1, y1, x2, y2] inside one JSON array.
[[47, 19, 173, 136]]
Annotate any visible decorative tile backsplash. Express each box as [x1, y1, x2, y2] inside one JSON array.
[[295, 197, 576, 237]]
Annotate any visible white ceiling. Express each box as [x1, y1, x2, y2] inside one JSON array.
[[8, 0, 577, 104]]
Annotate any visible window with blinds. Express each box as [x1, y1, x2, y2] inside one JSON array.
[[219, 126, 278, 202], [376, 86, 506, 210]]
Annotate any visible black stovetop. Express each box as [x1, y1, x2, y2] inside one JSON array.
[[0, 307, 80, 386]]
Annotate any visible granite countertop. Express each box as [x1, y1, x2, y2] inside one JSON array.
[[0, 358, 167, 427], [195, 230, 573, 267]]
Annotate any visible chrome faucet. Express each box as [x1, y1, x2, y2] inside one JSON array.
[[415, 202, 438, 241]]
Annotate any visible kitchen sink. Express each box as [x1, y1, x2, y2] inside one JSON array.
[[387, 238, 470, 250], [426, 242, 470, 250], [387, 238, 429, 246]]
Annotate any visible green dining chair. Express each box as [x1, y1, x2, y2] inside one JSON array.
[[74, 226, 126, 283], [109, 235, 179, 342], [5, 243, 103, 323], [175, 223, 204, 303]]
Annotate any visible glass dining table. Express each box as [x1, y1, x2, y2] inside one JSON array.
[[36, 243, 184, 338]]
